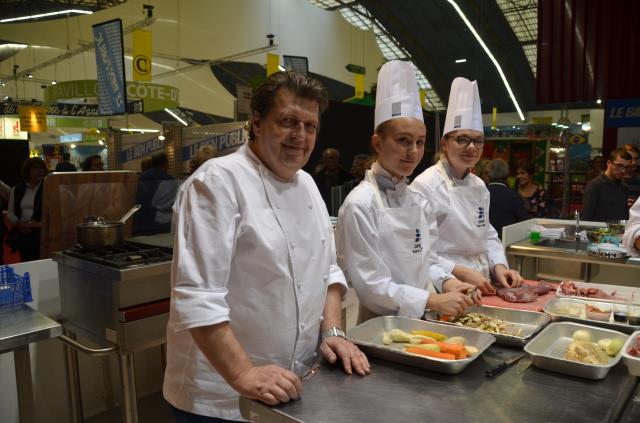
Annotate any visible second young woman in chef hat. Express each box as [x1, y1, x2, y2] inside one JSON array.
[[411, 78, 523, 294], [336, 61, 480, 322]]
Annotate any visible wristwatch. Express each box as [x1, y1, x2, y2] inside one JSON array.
[[321, 326, 346, 341]]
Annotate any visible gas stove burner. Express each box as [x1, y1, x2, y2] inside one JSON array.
[[63, 241, 173, 269]]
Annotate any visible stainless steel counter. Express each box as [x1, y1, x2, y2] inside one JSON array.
[[508, 239, 640, 268], [620, 380, 640, 423], [240, 346, 638, 423], [0, 304, 62, 423]]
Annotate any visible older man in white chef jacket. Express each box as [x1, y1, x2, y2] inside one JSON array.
[[623, 197, 640, 256], [163, 71, 370, 422]]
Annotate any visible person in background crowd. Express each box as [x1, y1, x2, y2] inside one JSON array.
[[82, 155, 104, 171], [341, 153, 370, 195], [7, 157, 47, 262], [164, 71, 369, 422], [623, 144, 640, 202], [337, 61, 479, 323], [624, 144, 640, 177], [55, 152, 77, 172], [582, 148, 632, 221], [411, 77, 523, 295], [313, 147, 351, 210], [140, 156, 152, 173], [474, 157, 491, 185], [514, 160, 548, 218], [192, 145, 217, 172], [623, 197, 640, 257], [586, 155, 604, 183], [486, 159, 528, 239], [133, 152, 176, 235]]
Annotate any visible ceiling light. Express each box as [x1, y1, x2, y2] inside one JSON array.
[[70, 144, 76, 149], [581, 123, 591, 132], [27, 74, 33, 78], [1, 9, 93, 24], [455, 58, 467, 63], [158, 134, 166, 141], [51, 80, 57, 85], [596, 99, 602, 104], [119, 128, 160, 133], [98, 140, 105, 146], [164, 108, 188, 126], [447, 0, 525, 121], [278, 65, 286, 72]]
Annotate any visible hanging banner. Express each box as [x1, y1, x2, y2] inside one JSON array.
[[492, 107, 497, 129], [0, 117, 28, 140], [182, 128, 245, 159], [267, 53, 280, 76], [19, 105, 48, 132], [133, 29, 152, 81], [354, 74, 365, 99], [120, 137, 164, 162], [605, 98, 640, 128], [93, 19, 127, 115], [419, 88, 426, 109]]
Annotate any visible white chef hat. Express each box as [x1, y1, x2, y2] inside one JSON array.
[[374, 60, 423, 129], [442, 77, 483, 136]]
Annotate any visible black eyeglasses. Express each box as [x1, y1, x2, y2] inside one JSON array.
[[612, 162, 634, 171], [447, 135, 486, 148]]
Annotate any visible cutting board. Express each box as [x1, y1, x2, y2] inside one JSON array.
[[481, 280, 559, 312]]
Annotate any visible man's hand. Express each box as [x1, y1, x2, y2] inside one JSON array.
[[493, 264, 523, 288], [230, 365, 302, 406], [319, 337, 370, 376], [442, 279, 482, 306], [427, 289, 474, 316], [454, 266, 495, 295]]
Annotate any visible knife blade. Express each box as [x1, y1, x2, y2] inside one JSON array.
[[485, 353, 526, 378]]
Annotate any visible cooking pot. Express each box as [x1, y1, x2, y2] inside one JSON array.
[[76, 205, 141, 249]]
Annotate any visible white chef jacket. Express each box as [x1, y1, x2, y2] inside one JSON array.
[[163, 143, 347, 420], [7, 182, 42, 224], [411, 158, 508, 291], [336, 162, 454, 318], [623, 197, 640, 257]]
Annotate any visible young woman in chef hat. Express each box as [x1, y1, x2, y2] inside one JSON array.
[[411, 78, 523, 295], [337, 61, 480, 322]]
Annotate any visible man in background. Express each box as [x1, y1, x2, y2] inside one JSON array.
[[313, 147, 351, 210], [55, 153, 76, 172], [133, 152, 176, 234], [582, 148, 632, 221], [342, 153, 370, 196], [623, 144, 640, 203]]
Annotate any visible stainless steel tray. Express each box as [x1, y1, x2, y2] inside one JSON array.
[[556, 281, 640, 305], [424, 305, 550, 347], [523, 322, 627, 380], [544, 297, 640, 334], [346, 316, 495, 375]]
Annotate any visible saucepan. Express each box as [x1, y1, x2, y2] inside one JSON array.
[[76, 204, 141, 249]]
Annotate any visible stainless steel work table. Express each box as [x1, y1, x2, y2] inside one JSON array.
[[620, 380, 640, 423], [0, 304, 63, 423], [240, 346, 638, 423]]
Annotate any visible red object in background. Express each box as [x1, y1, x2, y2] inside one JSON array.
[[2, 211, 22, 264], [537, 0, 640, 104]]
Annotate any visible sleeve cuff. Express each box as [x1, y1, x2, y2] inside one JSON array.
[[170, 286, 230, 332], [397, 285, 430, 319]]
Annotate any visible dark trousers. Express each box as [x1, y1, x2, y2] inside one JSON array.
[[170, 405, 244, 423], [17, 230, 40, 262]]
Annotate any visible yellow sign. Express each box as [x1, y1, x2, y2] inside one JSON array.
[[419, 89, 426, 109], [267, 53, 280, 76], [492, 107, 497, 129], [19, 105, 47, 133], [133, 30, 152, 81], [354, 74, 365, 99], [532, 116, 553, 124]]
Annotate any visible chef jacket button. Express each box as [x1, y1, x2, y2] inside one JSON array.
[[308, 204, 313, 209], [321, 237, 326, 244], [301, 323, 306, 330], [319, 316, 324, 321], [323, 275, 328, 281], [291, 242, 296, 249], [313, 352, 318, 358]]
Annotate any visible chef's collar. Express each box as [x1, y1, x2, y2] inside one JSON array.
[[245, 142, 299, 182], [440, 156, 471, 183], [371, 161, 407, 191]]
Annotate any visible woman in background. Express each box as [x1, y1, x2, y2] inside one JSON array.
[[7, 157, 47, 262], [514, 160, 548, 218]]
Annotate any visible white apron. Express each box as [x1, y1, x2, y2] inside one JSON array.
[[435, 161, 491, 278], [358, 170, 426, 322]]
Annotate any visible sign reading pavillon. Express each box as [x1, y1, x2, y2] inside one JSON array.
[[44, 80, 179, 113]]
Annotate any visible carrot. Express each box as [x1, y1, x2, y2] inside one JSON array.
[[420, 339, 467, 359], [405, 347, 456, 360]]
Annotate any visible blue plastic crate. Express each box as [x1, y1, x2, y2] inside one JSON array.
[[0, 266, 33, 308]]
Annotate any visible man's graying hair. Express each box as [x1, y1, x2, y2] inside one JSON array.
[[247, 71, 329, 141]]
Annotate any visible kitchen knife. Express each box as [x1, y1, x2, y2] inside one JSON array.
[[485, 353, 526, 378]]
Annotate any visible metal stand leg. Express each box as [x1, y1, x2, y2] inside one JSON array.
[[14, 345, 35, 423], [62, 329, 83, 423], [118, 353, 138, 423]]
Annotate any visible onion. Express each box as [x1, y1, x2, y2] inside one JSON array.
[[572, 329, 593, 343]]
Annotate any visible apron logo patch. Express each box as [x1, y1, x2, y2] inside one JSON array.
[[391, 101, 401, 117], [477, 206, 485, 227], [454, 114, 462, 128], [412, 228, 423, 253]]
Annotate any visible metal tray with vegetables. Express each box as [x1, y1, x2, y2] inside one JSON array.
[[346, 316, 495, 375], [424, 305, 550, 347]]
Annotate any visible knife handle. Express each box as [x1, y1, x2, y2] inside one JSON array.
[[485, 361, 511, 378]]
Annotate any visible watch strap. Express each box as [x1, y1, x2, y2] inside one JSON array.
[[321, 326, 346, 341]]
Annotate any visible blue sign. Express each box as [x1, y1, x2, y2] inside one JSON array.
[[121, 137, 164, 162], [605, 98, 640, 128], [182, 128, 245, 159], [93, 19, 127, 115]]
